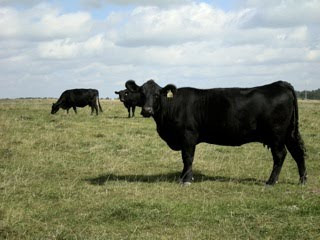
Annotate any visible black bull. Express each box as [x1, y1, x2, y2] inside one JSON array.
[[51, 89, 103, 115], [126, 80, 307, 185]]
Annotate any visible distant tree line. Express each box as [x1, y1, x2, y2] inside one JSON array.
[[15, 97, 112, 100], [296, 89, 320, 100], [3, 91, 320, 100]]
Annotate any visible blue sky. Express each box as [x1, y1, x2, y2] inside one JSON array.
[[56, 0, 238, 19], [0, 0, 319, 98]]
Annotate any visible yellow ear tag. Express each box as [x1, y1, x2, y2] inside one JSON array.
[[167, 90, 173, 98]]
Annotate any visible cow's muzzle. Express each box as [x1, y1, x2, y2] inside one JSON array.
[[141, 107, 153, 117]]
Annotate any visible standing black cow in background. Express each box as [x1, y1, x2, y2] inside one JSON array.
[[115, 88, 143, 118], [51, 89, 103, 115], [126, 79, 307, 186]]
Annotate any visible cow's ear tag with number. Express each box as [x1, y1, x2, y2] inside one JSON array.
[[167, 90, 173, 98]]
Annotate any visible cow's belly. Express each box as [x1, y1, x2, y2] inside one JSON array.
[[159, 130, 262, 149], [201, 135, 261, 146], [199, 127, 263, 146], [75, 102, 89, 107], [156, 121, 265, 150]]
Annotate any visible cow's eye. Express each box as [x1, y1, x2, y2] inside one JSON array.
[[125, 92, 128, 96]]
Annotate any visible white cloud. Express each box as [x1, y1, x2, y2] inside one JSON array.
[[108, 3, 251, 47], [243, 0, 320, 28], [0, 0, 42, 6], [0, 7, 22, 38], [0, 4, 92, 41], [306, 50, 320, 61], [36, 11, 92, 39], [0, 1, 319, 98], [37, 35, 105, 59], [81, 0, 191, 8]]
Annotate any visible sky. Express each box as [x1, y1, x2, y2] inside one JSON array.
[[0, 0, 319, 98]]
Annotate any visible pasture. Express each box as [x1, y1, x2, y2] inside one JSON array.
[[0, 99, 319, 239]]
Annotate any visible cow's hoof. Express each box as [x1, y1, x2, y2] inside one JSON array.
[[265, 179, 278, 186], [264, 183, 274, 188], [299, 176, 307, 185], [265, 181, 278, 188], [179, 177, 194, 185], [181, 181, 192, 186]]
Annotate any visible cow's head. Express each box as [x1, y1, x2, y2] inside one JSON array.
[[114, 90, 129, 102], [126, 79, 177, 117], [51, 103, 60, 114]]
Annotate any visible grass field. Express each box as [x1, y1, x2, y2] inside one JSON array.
[[0, 99, 319, 239]]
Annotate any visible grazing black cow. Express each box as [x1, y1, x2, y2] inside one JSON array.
[[115, 89, 143, 118], [51, 89, 103, 115], [126, 79, 307, 186]]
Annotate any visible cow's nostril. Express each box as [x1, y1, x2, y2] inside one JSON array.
[[144, 107, 152, 113], [141, 107, 154, 117]]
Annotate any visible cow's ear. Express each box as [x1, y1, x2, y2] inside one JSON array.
[[161, 84, 177, 98], [125, 80, 140, 92], [115, 91, 120, 94]]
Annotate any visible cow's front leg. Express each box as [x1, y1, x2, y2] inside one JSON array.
[[180, 145, 195, 185], [73, 106, 77, 114], [132, 106, 136, 117], [126, 106, 131, 118]]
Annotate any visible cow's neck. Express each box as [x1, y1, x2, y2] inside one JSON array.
[[153, 97, 174, 126]]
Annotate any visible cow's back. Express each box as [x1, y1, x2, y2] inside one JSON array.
[[69, 89, 97, 107], [57, 89, 98, 108]]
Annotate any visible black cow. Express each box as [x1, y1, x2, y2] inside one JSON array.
[[51, 89, 103, 115], [126, 79, 307, 186], [115, 89, 143, 118]]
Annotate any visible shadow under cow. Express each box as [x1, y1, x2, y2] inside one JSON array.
[[84, 171, 271, 186]]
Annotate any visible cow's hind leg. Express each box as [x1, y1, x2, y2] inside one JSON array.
[[286, 135, 307, 184], [94, 103, 99, 115], [73, 106, 77, 114], [180, 145, 195, 185], [266, 145, 287, 185], [90, 104, 98, 115]]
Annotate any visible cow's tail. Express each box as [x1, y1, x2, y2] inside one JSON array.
[[283, 81, 307, 183], [97, 93, 103, 112], [289, 84, 306, 154], [282, 82, 306, 160]]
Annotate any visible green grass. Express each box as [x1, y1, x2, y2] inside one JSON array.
[[0, 99, 320, 239]]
